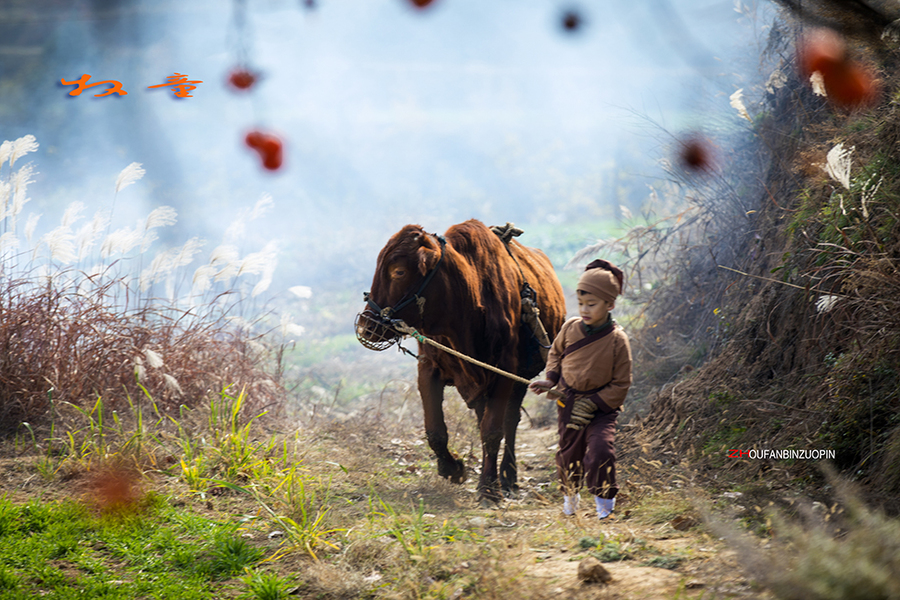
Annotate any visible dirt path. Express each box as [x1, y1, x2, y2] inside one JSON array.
[[460, 424, 759, 600], [0, 415, 766, 599]]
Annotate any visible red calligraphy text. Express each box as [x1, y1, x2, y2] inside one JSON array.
[[61, 74, 128, 97], [147, 73, 203, 98]]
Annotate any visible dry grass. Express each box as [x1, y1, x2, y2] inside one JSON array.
[[618, 13, 900, 507], [0, 270, 278, 432], [0, 134, 283, 434], [702, 465, 900, 600]]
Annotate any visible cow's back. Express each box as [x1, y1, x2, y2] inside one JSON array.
[[444, 220, 522, 354], [444, 220, 566, 380]]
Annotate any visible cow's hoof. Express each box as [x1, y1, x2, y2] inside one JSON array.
[[478, 486, 503, 506], [439, 458, 466, 484], [502, 487, 520, 500], [449, 467, 467, 484]]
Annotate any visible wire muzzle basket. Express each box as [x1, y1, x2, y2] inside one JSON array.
[[355, 310, 402, 351]]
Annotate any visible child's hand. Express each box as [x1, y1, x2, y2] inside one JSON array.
[[529, 379, 554, 395]]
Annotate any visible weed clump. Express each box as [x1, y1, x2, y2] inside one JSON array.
[[708, 468, 900, 600], [0, 134, 283, 432], [620, 14, 900, 504]]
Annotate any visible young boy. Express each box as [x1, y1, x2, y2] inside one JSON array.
[[529, 259, 632, 519]]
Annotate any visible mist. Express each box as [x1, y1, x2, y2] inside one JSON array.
[[1, 0, 770, 298]]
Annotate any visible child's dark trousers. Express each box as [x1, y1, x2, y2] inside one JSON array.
[[556, 407, 618, 499]]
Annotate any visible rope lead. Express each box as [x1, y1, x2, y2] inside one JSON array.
[[394, 320, 564, 401]]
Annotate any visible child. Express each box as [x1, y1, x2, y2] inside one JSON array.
[[529, 259, 632, 519]]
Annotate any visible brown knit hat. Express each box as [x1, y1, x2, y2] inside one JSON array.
[[577, 259, 624, 303]]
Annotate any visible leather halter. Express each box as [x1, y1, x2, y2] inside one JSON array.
[[362, 233, 447, 323]]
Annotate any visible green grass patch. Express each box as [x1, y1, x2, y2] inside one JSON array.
[[0, 494, 266, 599]]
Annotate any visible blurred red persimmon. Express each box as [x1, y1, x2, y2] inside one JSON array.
[[408, 0, 437, 8], [245, 130, 284, 171], [798, 29, 878, 109], [245, 131, 264, 148], [799, 28, 846, 77], [85, 464, 144, 516], [227, 68, 258, 91], [823, 61, 878, 109], [561, 9, 584, 32], [677, 134, 715, 174]]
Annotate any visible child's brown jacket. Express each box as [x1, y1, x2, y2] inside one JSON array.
[[545, 316, 632, 412]]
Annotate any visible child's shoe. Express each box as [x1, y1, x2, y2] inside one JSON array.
[[563, 494, 579, 516], [594, 496, 615, 519]]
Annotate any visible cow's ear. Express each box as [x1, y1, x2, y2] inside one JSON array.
[[417, 245, 439, 275]]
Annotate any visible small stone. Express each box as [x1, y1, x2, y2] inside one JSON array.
[[685, 580, 705, 589], [268, 530, 284, 539], [577, 556, 612, 584], [363, 571, 382, 583]]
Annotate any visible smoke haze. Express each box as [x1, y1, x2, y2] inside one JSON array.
[[1, 0, 768, 296]]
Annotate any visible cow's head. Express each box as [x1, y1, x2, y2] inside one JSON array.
[[356, 225, 443, 351]]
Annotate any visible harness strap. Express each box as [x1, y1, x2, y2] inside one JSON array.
[[363, 233, 447, 320], [490, 223, 551, 351], [490, 222, 527, 285]]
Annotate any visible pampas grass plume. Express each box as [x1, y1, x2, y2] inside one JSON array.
[[42, 225, 78, 264], [143, 348, 164, 369], [238, 241, 278, 277], [225, 194, 274, 239], [0, 232, 19, 254], [252, 275, 272, 297], [0, 181, 10, 218], [280, 313, 305, 338], [816, 294, 840, 314], [250, 193, 273, 220], [140, 207, 178, 252], [825, 143, 853, 190], [115, 162, 145, 193], [24, 213, 41, 245], [811, 72, 827, 97], [133, 356, 146, 382], [8, 134, 39, 168], [140, 238, 204, 291], [12, 164, 35, 219], [144, 206, 177, 230], [211, 245, 241, 282], [101, 226, 143, 258], [62, 201, 85, 228], [172, 237, 205, 269], [729, 89, 753, 123], [163, 374, 183, 395], [76, 210, 110, 260], [191, 264, 216, 297], [0, 140, 12, 168], [289, 285, 312, 299]]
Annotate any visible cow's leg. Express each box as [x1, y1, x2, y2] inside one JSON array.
[[419, 364, 466, 484], [478, 379, 514, 504], [499, 382, 527, 497]]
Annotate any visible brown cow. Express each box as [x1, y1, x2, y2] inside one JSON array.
[[357, 219, 565, 502]]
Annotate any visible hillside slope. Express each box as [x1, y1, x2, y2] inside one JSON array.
[[623, 18, 900, 509]]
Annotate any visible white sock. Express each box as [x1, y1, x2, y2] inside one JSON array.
[[595, 496, 615, 519], [563, 494, 579, 516]]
